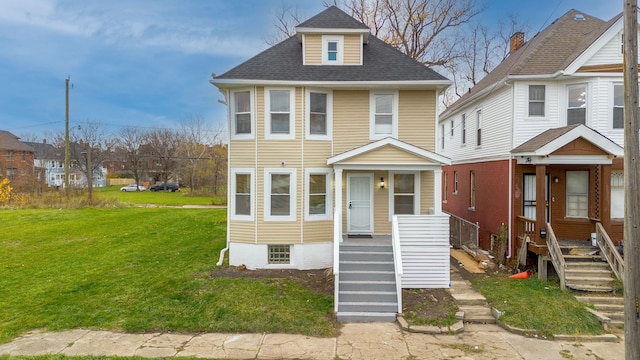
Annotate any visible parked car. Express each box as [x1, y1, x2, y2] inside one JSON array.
[[120, 184, 147, 192], [149, 182, 179, 192]]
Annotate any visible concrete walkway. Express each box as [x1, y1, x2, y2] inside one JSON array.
[[0, 323, 624, 359]]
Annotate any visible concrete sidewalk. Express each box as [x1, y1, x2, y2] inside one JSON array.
[[0, 322, 624, 359]]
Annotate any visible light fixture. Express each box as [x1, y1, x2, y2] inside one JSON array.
[[554, 177, 559, 183], [380, 177, 385, 189]]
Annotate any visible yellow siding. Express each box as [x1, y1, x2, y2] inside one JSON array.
[[420, 170, 435, 214], [373, 170, 391, 233], [229, 141, 255, 166], [303, 141, 332, 168], [333, 90, 370, 155], [343, 145, 435, 164], [230, 221, 256, 244], [258, 222, 301, 244], [304, 34, 322, 65], [304, 221, 333, 243], [398, 90, 437, 150], [344, 34, 361, 65]]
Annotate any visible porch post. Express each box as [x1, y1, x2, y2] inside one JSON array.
[[535, 164, 546, 245], [601, 164, 612, 231], [433, 168, 443, 214], [334, 168, 343, 238]]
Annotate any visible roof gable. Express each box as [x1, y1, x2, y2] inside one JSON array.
[[0, 130, 35, 152], [328, 137, 451, 165], [511, 124, 623, 157], [296, 6, 369, 30]]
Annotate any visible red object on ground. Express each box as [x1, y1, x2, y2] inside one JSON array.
[[508, 270, 531, 279]]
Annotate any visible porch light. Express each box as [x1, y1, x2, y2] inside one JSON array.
[[380, 177, 385, 189], [554, 177, 559, 183]]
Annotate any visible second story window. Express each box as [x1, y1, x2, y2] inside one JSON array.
[[528, 85, 545, 117], [322, 35, 344, 65], [440, 124, 445, 149], [231, 90, 253, 139], [307, 90, 332, 140], [613, 84, 624, 129], [370, 92, 398, 139], [461, 114, 466, 145], [476, 110, 482, 146], [265, 88, 295, 140], [567, 84, 587, 125]]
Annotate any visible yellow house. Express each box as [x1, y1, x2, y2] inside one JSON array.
[[212, 6, 451, 322]]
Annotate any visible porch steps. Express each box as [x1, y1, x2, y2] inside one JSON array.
[[575, 296, 625, 328], [448, 278, 495, 324], [337, 242, 398, 322], [561, 243, 616, 292]]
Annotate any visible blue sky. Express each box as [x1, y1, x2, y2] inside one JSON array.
[[0, 0, 621, 140]]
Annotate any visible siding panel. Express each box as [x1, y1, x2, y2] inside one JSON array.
[[344, 34, 361, 65], [304, 34, 322, 65], [333, 90, 370, 154], [399, 90, 436, 150]]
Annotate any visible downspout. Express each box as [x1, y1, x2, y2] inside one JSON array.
[[217, 87, 231, 266], [507, 80, 515, 259]]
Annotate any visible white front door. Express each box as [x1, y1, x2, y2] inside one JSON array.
[[347, 174, 373, 234]]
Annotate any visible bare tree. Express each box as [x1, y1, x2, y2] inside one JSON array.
[[69, 123, 113, 203], [117, 126, 146, 190], [264, 2, 305, 45], [146, 128, 181, 189]]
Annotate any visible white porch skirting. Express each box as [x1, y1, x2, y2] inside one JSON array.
[[229, 241, 333, 270]]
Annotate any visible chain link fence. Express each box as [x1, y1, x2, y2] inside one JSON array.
[[446, 212, 479, 257]]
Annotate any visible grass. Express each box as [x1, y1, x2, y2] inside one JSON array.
[[94, 186, 226, 206], [0, 208, 335, 344], [470, 274, 604, 338]]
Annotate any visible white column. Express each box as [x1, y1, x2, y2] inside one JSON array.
[[433, 168, 443, 214], [334, 168, 343, 240]]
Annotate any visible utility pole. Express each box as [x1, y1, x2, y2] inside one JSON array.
[[64, 77, 70, 198], [623, 1, 640, 358]]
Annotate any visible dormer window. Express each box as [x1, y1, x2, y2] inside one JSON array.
[[322, 35, 344, 65]]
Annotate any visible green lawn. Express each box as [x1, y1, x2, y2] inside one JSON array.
[[0, 208, 334, 344], [95, 186, 225, 206]]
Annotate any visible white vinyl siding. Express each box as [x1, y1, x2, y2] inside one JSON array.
[[583, 31, 625, 66], [265, 87, 295, 140], [230, 89, 254, 140], [264, 168, 297, 222]]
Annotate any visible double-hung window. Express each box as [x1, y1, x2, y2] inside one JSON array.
[[611, 171, 624, 219], [306, 90, 332, 140], [322, 35, 344, 65], [440, 124, 445, 149], [613, 84, 624, 129], [230, 169, 254, 220], [476, 110, 482, 146], [265, 88, 295, 140], [469, 171, 476, 209], [305, 169, 332, 220], [265, 168, 297, 221], [566, 171, 588, 218], [370, 92, 398, 139], [528, 85, 545, 117], [231, 90, 253, 139], [391, 172, 419, 216], [461, 114, 466, 145], [567, 84, 587, 125]]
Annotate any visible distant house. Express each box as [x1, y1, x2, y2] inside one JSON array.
[[438, 9, 627, 289], [0, 130, 35, 189], [212, 7, 452, 322]]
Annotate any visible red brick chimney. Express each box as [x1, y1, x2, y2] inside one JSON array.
[[509, 32, 525, 53]]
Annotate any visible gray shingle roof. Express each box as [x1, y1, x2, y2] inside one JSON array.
[[0, 130, 35, 152], [296, 6, 369, 29], [443, 9, 615, 117], [23, 142, 63, 160], [213, 35, 448, 83]]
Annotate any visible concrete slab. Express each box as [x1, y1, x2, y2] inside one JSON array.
[[336, 323, 409, 360], [61, 331, 155, 356], [135, 333, 194, 357], [259, 334, 335, 359], [178, 333, 262, 359], [0, 329, 90, 355]]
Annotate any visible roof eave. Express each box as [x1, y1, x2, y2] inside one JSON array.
[[211, 78, 451, 90], [295, 27, 370, 42]]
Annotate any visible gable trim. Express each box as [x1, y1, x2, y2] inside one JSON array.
[[327, 137, 451, 165], [564, 15, 623, 74], [512, 126, 623, 157]]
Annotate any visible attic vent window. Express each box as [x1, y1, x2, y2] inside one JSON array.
[[574, 14, 585, 21]]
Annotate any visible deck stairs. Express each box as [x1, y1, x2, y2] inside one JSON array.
[[336, 238, 398, 322], [558, 240, 624, 328]]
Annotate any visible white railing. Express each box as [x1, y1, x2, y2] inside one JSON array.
[[391, 215, 404, 313], [333, 208, 341, 312], [595, 223, 624, 284], [545, 222, 566, 290]]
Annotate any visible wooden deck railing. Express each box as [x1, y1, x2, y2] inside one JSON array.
[[516, 216, 536, 243], [595, 223, 624, 284], [545, 222, 566, 290]]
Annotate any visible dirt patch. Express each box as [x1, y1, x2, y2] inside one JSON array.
[[211, 265, 458, 327]]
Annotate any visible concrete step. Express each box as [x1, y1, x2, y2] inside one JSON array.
[[337, 311, 396, 323], [566, 283, 615, 292], [460, 306, 495, 324], [340, 270, 395, 282], [338, 301, 398, 313], [340, 251, 393, 262], [448, 282, 488, 306], [338, 291, 397, 303], [339, 280, 396, 292], [339, 260, 394, 271], [340, 244, 393, 253], [575, 296, 624, 305], [610, 320, 624, 328]]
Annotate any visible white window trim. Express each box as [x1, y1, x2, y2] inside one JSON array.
[[369, 91, 399, 140], [265, 87, 296, 140], [527, 84, 546, 118], [230, 89, 254, 140], [612, 82, 624, 131], [322, 35, 344, 65], [566, 83, 589, 126], [304, 168, 332, 221], [388, 171, 420, 221], [264, 168, 297, 222], [461, 114, 466, 145], [230, 168, 254, 221], [476, 109, 482, 147], [566, 170, 589, 219], [305, 89, 333, 140]]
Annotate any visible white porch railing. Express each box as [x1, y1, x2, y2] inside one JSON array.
[[391, 215, 404, 313], [333, 208, 341, 312], [595, 222, 624, 284]]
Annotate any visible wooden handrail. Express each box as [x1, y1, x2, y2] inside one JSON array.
[[595, 222, 624, 284], [516, 216, 536, 242], [545, 222, 566, 290]]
